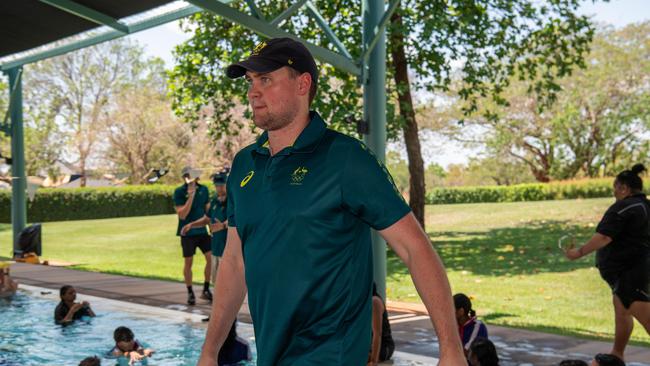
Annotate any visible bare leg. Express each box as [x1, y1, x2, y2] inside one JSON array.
[[184, 256, 193, 287], [611, 295, 633, 360], [203, 251, 212, 283], [628, 300, 650, 335]]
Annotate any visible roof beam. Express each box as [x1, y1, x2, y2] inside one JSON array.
[[361, 0, 399, 66], [39, 0, 130, 34], [270, 0, 309, 27], [244, 0, 265, 20], [186, 0, 360, 76], [0, 4, 206, 71], [305, 1, 351, 59]]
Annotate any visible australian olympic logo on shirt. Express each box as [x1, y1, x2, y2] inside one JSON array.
[[291, 167, 308, 185]]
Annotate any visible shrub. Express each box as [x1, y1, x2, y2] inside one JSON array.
[[0, 185, 184, 223], [426, 178, 613, 204]]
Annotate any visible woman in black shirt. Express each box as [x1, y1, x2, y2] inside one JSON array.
[[565, 164, 650, 361]]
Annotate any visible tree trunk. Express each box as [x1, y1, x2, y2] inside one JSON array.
[[390, 9, 426, 228]]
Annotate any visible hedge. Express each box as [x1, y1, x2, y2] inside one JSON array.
[[0, 185, 181, 223], [0, 179, 615, 223], [426, 178, 613, 204]]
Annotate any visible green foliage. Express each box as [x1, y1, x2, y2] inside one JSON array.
[[168, 0, 595, 139], [168, 0, 369, 140], [0, 185, 184, 223], [443, 22, 650, 182], [386, 151, 446, 192], [426, 178, 613, 204]]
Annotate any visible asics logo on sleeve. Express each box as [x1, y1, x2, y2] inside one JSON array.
[[241, 171, 255, 187]]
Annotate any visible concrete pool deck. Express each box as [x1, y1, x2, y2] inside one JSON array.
[[9, 262, 650, 365]]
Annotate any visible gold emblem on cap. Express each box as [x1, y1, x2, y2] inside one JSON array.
[[288, 58, 293, 65], [252, 41, 267, 56]]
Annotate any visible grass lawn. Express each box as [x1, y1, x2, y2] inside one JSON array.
[[1, 197, 649, 346]]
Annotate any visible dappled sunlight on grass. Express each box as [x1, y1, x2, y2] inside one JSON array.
[[433, 220, 594, 276]]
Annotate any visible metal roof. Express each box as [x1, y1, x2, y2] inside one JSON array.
[[1, 0, 176, 57], [0, 1, 204, 71]]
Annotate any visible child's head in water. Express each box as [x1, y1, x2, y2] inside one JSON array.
[[113, 326, 136, 352], [78, 356, 101, 366], [111, 326, 154, 364], [453, 293, 476, 325]]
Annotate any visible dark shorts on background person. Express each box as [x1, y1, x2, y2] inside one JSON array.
[[600, 258, 650, 308], [181, 235, 211, 258]]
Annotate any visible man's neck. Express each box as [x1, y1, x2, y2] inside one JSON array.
[[267, 111, 310, 156]]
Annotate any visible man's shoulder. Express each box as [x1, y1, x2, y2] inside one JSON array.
[[231, 142, 258, 166], [174, 184, 186, 194], [320, 128, 369, 154]]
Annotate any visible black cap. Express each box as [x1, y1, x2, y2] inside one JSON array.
[[211, 167, 230, 186], [226, 38, 318, 86]]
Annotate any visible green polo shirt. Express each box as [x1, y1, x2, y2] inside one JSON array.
[[226, 111, 410, 366], [208, 196, 228, 256], [173, 183, 210, 236]]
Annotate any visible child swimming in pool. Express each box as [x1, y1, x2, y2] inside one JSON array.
[[0, 262, 18, 298], [110, 326, 154, 366]]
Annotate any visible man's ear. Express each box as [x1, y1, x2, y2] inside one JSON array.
[[298, 73, 312, 96]]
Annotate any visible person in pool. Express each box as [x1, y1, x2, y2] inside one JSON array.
[[0, 262, 18, 298], [110, 326, 154, 365], [78, 356, 101, 366], [54, 285, 95, 325]]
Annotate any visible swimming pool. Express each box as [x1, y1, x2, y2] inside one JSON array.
[[0, 285, 436, 365], [0, 285, 255, 366]]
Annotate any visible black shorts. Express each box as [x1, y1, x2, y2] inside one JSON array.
[[379, 340, 395, 362], [180, 235, 211, 258], [600, 259, 650, 309]]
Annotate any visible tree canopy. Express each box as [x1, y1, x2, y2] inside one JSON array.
[[169, 0, 598, 226]]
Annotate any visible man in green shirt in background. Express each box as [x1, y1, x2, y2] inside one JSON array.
[[182, 169, 229, 295], [174, 166, 213, 306], [198, 38, 464, 365]]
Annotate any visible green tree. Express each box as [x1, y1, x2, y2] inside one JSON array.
[[26, 39, 150, 186], [1, 72, 64, 179], [169, 0, 596, 226], [443, 22, 650, 181], [465, 156, 536, 186]]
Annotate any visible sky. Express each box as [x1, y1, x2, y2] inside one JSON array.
[[127, 0, 649, 168]]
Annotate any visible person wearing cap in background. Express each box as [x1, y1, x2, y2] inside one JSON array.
[[174, 166, 212, 306], [198, 37, 465, 365], [182, 169, 230, 296]]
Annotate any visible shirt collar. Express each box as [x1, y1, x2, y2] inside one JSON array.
[[253, 111, 327, 156]]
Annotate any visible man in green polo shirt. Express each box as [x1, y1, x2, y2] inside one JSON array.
[[181, 170, 229, 288], [198, 38, 465, 365], [174, 166, 213, 306]]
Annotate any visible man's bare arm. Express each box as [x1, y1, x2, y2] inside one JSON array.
[[197, 227, 247, 365], [379, 213, 465, 365]]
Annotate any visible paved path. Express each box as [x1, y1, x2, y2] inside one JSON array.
[[9, 263, 650, 365]]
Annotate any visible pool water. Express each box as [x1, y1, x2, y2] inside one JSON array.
[[0, 286, 255, 366], [0, 286, 434, 366]]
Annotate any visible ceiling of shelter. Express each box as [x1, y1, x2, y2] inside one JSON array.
[[0, 0, 176, 58]]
